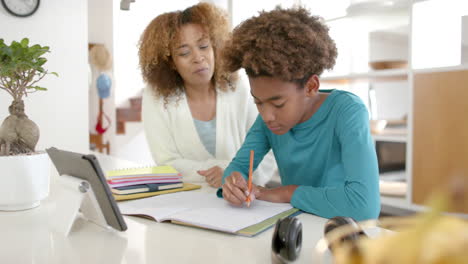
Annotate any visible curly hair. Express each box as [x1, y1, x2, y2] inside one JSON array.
[[139, 2, 236, 100], [222, 6, 337, 87]]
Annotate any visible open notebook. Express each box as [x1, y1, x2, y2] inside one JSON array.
[[118, 192, 298, 237]]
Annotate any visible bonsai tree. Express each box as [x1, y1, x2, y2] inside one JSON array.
[[0, 38, 57, 156]]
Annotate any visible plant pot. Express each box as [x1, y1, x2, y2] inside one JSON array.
[[0, 152, 50, 211]]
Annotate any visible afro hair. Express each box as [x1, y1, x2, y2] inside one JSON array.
[[222, 6, 337, 86]]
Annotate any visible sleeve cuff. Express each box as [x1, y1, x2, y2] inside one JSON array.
[[216, 188, 223, 198], [290, 185, 302, 206]]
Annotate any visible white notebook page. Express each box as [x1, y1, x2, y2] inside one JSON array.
[[118, 192, 293, 233]]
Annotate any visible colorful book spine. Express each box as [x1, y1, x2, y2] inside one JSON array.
[[112, 182, 184, 195], [109, 179, 182, 188], [106, 165, 183, 188], [106, 165, 179, 178], [108, 176, 182, 184], [107, 173, 181, 180]]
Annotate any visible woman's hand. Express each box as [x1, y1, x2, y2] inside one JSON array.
[[198, 166, 223, 188]]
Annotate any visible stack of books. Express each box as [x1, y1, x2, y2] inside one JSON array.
[[106, 165, 183, 195]]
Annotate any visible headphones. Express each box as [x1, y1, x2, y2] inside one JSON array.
[[271, 216, 367, 263], [323, 216, 367, 251], [271, 216, 303, 263]]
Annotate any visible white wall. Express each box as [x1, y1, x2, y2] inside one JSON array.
[[369, 30, 408, 62], [0, 0, 89, 153], [412, 0, 468, 68], [462, 15, 468, 63], [111, 0, 196, 163], [112, 0, 197, 106], [373, 81, 409, 120], [89, 0, 114, 56], [88, 0, 115, 152]]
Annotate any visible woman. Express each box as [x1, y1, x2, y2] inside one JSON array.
[[139, 3, 276, 188]]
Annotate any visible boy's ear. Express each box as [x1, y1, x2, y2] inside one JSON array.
[[304, 75, 320, 97]]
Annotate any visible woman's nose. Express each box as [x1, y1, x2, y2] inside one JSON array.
[[192, 50, 204, 63]]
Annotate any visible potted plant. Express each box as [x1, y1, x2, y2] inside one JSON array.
[[0, 38, 57, 211]]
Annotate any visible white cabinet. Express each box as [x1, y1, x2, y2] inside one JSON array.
[[321, 0, 468, 215], [322, 0, 410, 127]]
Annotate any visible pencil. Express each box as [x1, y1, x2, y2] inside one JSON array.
[[246, 150, 254, 207]]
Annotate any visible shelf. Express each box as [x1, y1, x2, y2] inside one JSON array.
[[379, 170, 409, 214], [322, 65, 468, 84], [379, 171, 407, 199], [380, 195, 409, 213], [372, 127, 407, 142], [380, 170, 406, 181], [381, 195, 468, 218], [372, 134, 407, 143], [412, 64, 468, 74], [381, 195, 407, 207], [321, 69, 408, 84]]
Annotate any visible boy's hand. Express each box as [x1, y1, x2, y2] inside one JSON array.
[[222, 172, 247, 206], [197, 166, 223, 188], [222, 171, 261, 207]]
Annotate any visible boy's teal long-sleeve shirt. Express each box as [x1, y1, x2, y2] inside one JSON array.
[[219, 90, 380, 221]]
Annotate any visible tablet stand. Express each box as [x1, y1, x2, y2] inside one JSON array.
[[56, 174, 112, 236]]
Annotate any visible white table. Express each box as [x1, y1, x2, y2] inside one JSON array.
[[0, 153, 331, 264]]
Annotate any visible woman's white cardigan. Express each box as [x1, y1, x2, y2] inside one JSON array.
[[142, 80, 276, 185]]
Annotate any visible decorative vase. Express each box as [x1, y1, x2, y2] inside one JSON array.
[[0, 152, 50, 211]]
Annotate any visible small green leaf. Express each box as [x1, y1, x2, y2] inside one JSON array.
[[27, 86, 48, 91], [20, 38, 29, 47], [36, 57, 47, 66], [50, 72, 59, 77]]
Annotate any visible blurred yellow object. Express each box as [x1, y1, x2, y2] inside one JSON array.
[[326, 192, 468, 264]]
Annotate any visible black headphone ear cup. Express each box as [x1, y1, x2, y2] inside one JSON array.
[[272, 219, 282, 254], [285, 217, 302, 261], [272, 216, 302, 262]]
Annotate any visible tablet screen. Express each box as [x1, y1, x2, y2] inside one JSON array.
[[46, 147, 127, 231]]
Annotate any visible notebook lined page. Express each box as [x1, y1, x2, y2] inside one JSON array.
[[118, 192, 292, 233]]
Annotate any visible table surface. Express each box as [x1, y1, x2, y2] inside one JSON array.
[[0, 153, 337, 264]]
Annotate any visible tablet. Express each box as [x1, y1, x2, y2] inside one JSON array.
[[46, 147, 127, 231]]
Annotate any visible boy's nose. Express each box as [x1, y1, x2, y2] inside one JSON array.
[[262, 109, 275, 123]]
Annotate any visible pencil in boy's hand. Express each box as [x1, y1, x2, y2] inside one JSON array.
[[246, 150, 254, 207]]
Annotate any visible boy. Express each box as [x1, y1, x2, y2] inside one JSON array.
[[219, 7, 380, 221]]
